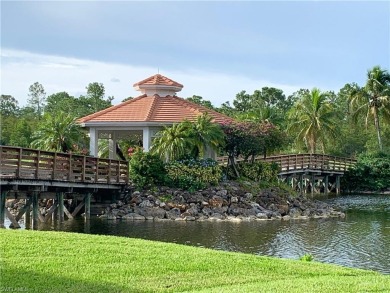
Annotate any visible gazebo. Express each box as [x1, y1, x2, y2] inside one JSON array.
[[78, 74, 233, 159]]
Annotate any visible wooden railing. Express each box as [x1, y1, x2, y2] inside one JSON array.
[[0, 146, 129, 184], [217, 153, 356, 173]]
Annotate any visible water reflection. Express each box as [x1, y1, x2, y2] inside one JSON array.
[[5, 194, 390, 274]]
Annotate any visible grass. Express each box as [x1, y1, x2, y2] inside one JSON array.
[[1, 229, 390, 292]]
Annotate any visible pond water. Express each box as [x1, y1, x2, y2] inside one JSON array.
[[7, 194, 390, 274]]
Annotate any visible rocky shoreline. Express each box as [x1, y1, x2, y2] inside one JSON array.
[[100, 181, 345, 221]]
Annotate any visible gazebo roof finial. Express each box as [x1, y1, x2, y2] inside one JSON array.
[[133, 74, 183, 96]]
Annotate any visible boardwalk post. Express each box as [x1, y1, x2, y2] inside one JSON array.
[[58, 192, 64, 222], [32, 192, 39, 229], [0, 191, 6, 228], [336, 176, 341, 195], [299, 175, 304, 194], [324, 175, 329, 195], [85, 193, 91, 220], [23, 198, 31, 226], [311, 174, 315, 196], [52, 197, 58, 222]]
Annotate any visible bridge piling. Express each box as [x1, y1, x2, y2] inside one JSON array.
[[24, 200, 31, 227], [0, 191, 6, 228], [85, 193, 91, 220], [32, 192, 39, 228], [336, 176, 341, 195], [58, 192, 64, 222], [324, 176, 329, 195]]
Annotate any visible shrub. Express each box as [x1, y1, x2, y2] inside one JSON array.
[[229, 161, 279, 182], [299, 254, 314, 262], [342, 153, 390, 192], [129, 148, 166, 189], [165, 158, 222, 191]]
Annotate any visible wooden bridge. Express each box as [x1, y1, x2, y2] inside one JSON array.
[[217, 153, 356, 195], [0, 146, 129, 228], [1, 146, 356, 228]]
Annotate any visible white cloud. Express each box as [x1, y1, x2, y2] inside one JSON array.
[[1, 49, 308, 107]]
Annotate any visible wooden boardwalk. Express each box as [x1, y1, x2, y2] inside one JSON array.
[[217, 153, 356, 195], [0, 146, 129, 228], [1, 146, 356, 228]]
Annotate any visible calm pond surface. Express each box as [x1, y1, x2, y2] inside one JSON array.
[[9, 194, 390, 274]]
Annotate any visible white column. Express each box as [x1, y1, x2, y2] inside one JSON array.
[[142, 127, 150, 151], [108, 133, 116, 159], [89, 128, 98, 157]]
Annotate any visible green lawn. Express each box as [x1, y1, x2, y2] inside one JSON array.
[[1, 229, 389, 292]]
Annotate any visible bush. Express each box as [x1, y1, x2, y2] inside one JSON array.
[[229, 161, 279, 182], [300, 254, 314, 262], [129, 149, 166, 189], [342, 153, 390, 192], [165, 158, 222, 191]]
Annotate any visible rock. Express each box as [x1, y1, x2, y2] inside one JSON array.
[[226, 216, 241, 222], [209, 195, 224, 208], [216, 189, 228, 197], [167, 202, 187, 211], [197, 215, 208, 221], [271, 211, 282, 219], [244, 193, 253, 201], [111, 209, 120, 216], [105, 214, 119, 220], [186, 193, 205, 204], [209, 213, 224, 220], [122, 213, 145, 220], [282, 215, 291, 221], [211, 206, 228, 215], [289, 207, 302, 218], [256, 212, 269, 219], [230, 196, 239, 203], [130, 195, 142, 205], [250, 202, 261, 209], [201, 201, 209, 207], [316, 209, 330, 217], [302, 209, 312, 217], [185, 206, 199, 217], [228, 205, 257, 217], [166, 208, 181, 220], [202, 207, 213, 216], [185, 216, 196, 221], [137, 207, 166, 219], [110, 203, 117, 209], [145, 216, 154, 220], [139, 200, 154, 208], [277, 204, 289, 216]]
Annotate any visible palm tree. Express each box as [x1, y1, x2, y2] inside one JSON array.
[[186, 113, 225, 158], [349, 66, 390, 151], [150, 123, 192, 161], [236, 106, 282, 125], [288, 88, 338, 154], [31, 113, 85, 153]]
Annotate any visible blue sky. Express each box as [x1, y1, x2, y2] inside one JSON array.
[[1, 1, 389, 106]]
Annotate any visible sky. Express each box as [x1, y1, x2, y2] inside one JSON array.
[[1, 1, 389, 107]]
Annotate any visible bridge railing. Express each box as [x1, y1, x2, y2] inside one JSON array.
[[261, 154, 356, 173], [0, 146, 129, 184], [217, 153, 356, 173]]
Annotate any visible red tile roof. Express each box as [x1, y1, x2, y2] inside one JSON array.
[[133, 74, 183, 88], [78, 94, 233, 124]]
